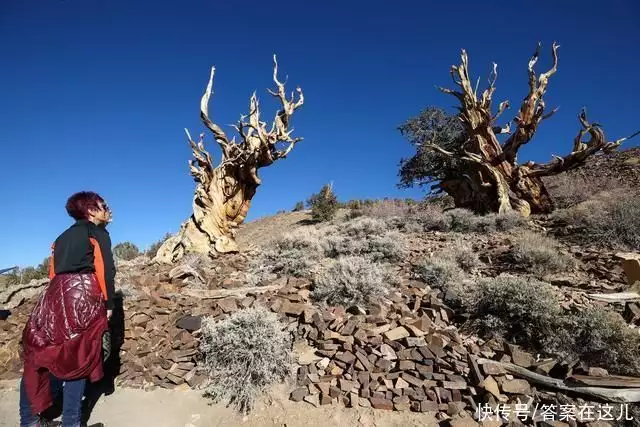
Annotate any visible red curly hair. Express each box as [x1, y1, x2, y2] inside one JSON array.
[[65, 191, 106, 220]]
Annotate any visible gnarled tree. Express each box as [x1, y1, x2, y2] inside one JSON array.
[[156, 56, 304, 263], [399, 43, 639, 216]]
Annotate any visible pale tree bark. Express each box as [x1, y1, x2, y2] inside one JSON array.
[[430, 43, 639, 216], [155, 56, 304, 263]]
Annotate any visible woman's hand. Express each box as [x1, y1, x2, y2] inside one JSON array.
[[107, 310, 112, 320]]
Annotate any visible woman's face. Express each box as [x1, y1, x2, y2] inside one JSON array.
[[89, 200, 112, 225]]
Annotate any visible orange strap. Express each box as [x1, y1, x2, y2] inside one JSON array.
[[89, 238, 108, 300], [48, 243, 56, 280]]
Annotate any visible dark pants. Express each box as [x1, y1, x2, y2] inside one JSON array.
[[19, 375, 86, 427]]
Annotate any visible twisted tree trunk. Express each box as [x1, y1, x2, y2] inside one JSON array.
[[431, 43, 638, 216], [155, 56, 304, 263]]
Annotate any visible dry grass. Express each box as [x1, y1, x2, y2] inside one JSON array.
[[200, 306, 293, 413]]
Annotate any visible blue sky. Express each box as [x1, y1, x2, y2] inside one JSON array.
[[1, 0, 639, 267]]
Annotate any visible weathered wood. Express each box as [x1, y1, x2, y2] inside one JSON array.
[[182, 283, 285, 300], [567, 374, 640, 388], [586, 292, 640, 303], [155, 56, 305, 263], [428, 44, 639, 216], [477, 358, 640, 403]]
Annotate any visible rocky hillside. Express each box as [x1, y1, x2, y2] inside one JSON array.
[[1, 147, 640, 426]]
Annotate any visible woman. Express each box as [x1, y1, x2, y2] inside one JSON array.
[[20, 191, 116, 427]]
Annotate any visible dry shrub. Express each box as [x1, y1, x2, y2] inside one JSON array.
[[544, 173, 626, 209], [247, 217, 406, 284], [312, 256, 394, 308], [246, 228, 324, 284], [414, 203, 452, 232], [554, 189, 640, 250], [465, 275, 562, 349], [321, 218, 407, 262], [358, 199, 415, 218], [200, 306, 293, 413], [418, 257, 463, 289], [441, 209, 526, 233], [510, 231, 575, 275], [416, 256, 468, 308], [464, 275, 640, 375], [548, 306, 640, 375], [417, 241, 479, 307], [340, 216, 389, 237], [445, 240, 481, 272]]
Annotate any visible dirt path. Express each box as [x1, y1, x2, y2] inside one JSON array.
[[0, 381, 438, 427]]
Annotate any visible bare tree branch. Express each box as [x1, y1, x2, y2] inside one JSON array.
[[502, 42, 560, 164], [527, 109, 639, 177], [199, 67, 235, 161]]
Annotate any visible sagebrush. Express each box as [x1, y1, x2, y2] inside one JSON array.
[[462, 274, 640, 375], [553, 190, 640, 250], [510, 231, 575, 275], [312, 256, 394, 308], [548, 306, 640, 375], [200, 307, 293, 413], [465, 275, 562, 349], [246, 228, 324, 285]]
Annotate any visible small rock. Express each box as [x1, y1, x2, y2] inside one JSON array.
[[509, 347, 535, 368], [405, 337, 427, 347], [446, 402, 465, 416], [320, 393, 332, 405], [298, 349, 322, 365], [393, 395, 411, 411], [448, 414, 479, 427], [316, 358, 330, 370], [501, 379, 531, 394], [380, 344, 397, 360], [359, 397, 372, 408], [588, 367, 609, 377], [384, 326, 410, 341], [370, 397, 394, 410], [482, 362, 506, 376], [395, 378, 410, 389], [303, 394, 320, 407], [481, 376, 501, 399], [290, 387, 310, 402], [176, 315, 201, 332], [480, 420, 502, 427], [421, 400, 439, 412]]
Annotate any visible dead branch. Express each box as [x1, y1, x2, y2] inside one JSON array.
[[502, 42, 560, 164], [477, 358, 640, 403], [182, 283, 285, 300], [527, 109, 640, 177], [587, 292, 640, 303]]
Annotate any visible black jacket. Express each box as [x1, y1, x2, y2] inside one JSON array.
[[51, 220, 116, 309]]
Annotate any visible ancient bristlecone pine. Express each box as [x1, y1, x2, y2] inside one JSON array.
[[430, 43, 639, 216], [156, 56, 304, 263]]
